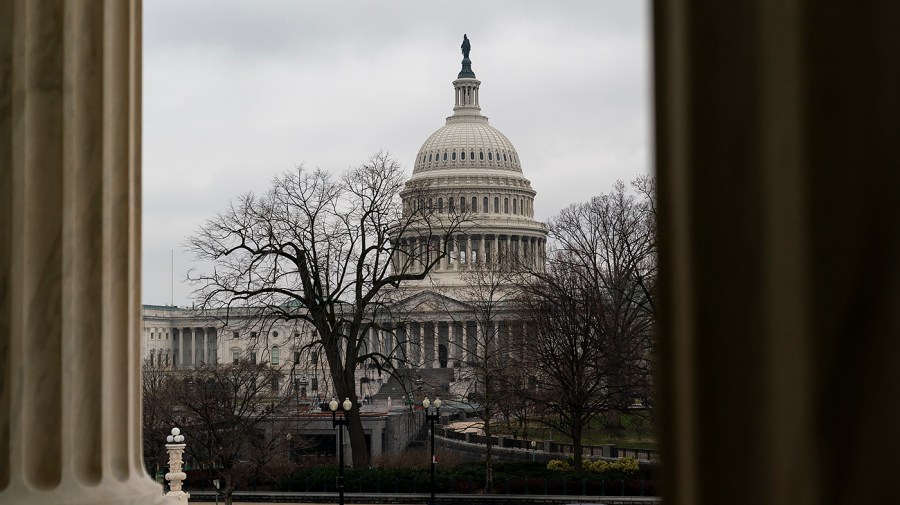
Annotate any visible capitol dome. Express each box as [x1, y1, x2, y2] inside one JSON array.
[[398, 35, 547, 291], [414, 118, 522, 174]]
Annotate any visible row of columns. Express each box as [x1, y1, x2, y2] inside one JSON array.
[[144, 327, 218, 368], [455, 80, 480, 107], [401, 234, 546, 272], [365, 321, 524, 369], [171, 327, 218, 368]]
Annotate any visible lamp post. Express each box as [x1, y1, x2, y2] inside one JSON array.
[[423, 396, 442, 505], [531, 439, 537, 461], [164, 427, 190, 503], [330, 397, 353, 505]]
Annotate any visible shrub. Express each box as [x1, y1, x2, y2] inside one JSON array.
[[547, 459, 572, 471]]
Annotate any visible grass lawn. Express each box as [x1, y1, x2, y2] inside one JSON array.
[[491, 411, 657, 449]]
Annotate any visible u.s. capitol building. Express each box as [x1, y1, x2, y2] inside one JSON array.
[[142, 37, 547, 405]]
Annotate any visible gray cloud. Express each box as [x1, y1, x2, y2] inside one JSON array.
[[142, 0, 651, 306]]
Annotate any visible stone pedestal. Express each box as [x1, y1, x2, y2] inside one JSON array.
[[164, 443, 190, 503]]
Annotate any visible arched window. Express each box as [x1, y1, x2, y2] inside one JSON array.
[[472, 196, 477, 212], [521, 198, 525, 215], [452, 151, 457, 161], [488, 152, 493, 161], [483, 196, 489, 213], [443, 152, 448, 161], [494, 197, 499, 213], [479, 151, 484, 160], [449, 198, 455, 213], [470, 150, 475, 160], [438, 198, 443, 213], [503, 153, 508, 162], [460, 197, 466, 212], [428, 198, 433, 210], [504, 197, 509, 213], [461, 151, 466, 160], [428, 153, 432, 162], [271, 346, 280, 366], [513, 199, 517, 214]]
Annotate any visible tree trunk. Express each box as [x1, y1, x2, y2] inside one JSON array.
[[571, 422, 584, 472], [484, 410, 494, 491], [348, 406, 369, 467]]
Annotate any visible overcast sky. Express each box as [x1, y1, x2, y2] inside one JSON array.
[[142, 0, 652, 307]]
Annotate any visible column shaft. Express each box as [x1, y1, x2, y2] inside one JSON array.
[[0, 1, 161, 502]]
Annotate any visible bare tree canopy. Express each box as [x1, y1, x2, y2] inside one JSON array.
[[186, 152, 466, 465], [518, 177, 657, 471], [143, 362, 296, 505]]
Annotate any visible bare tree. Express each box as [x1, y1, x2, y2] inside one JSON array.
[[518, 178, 656, 471], [186, 152, 466, 465], [142, 358, 176, 477], [171, 362, 295, 505], [438, 254, 522, 491]]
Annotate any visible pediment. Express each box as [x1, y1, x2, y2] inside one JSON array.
[[390, 290, 473, 315]]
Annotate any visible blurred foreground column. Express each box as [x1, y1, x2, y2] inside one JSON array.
[[654, 2, 900, 505], [0, 1, 162, 504]]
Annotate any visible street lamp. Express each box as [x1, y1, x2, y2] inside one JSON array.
[[329, 397, 353, 505], [423, 396, 442, 505], [531, 439, 537, 461]]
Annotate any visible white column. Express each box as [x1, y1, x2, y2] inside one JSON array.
[[430, 322, 439, 368], [0, 2, 162, 502], [479, 235, 486, 265], [466, 235, 473, 269]]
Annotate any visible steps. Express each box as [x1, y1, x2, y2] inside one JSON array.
[[371, 367, 455, 402]]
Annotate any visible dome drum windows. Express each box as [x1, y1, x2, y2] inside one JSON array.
[[443, 152, 448, 161], [488, 152, 493, 161], [479, 151, 484, 161], [461, 151, 466, 160], [451, 151, 457, 161], [483, 196, 488, 213]]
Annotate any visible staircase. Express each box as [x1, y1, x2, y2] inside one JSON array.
[[371, 367, 454, 402]]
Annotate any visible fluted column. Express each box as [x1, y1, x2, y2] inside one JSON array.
[[0, 1, 162, 503]]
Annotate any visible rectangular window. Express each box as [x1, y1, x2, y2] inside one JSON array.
[[233, 331, 239, 339], [249, 351, 257, 364], [311, 377, 318, 391], [232, 351, 240, 364], [270, 376, 279, 391], [294, 351, 301, 365], [311, 351, 318, 363], [271, 347, 280, 366]]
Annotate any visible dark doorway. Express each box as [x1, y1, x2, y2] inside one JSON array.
[[438, 344, 448, 368]]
